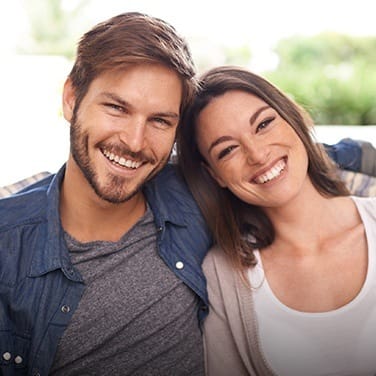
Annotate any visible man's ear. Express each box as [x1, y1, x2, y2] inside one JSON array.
[[202, 161, 227, 188], [62, 78, 76, 123]]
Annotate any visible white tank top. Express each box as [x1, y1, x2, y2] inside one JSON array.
[[248, 197, 376, 376]]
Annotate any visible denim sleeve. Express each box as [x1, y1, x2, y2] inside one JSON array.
[[324, 138, 376, 177], [323, 138, 362, 173]]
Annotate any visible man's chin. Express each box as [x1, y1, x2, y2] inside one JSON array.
[[92, 160, 167, 203], [95, 186, 141, 204]]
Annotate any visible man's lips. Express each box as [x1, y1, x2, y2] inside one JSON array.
[[102, 149, 143, 169]]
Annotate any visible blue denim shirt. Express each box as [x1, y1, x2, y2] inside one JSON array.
[[0, 164, 211, 376], [324, 138, 362, 172]]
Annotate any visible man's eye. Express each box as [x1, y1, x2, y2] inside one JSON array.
[[218, 145, 237, 160], [256, 117, 275, 132], [153, 117, 173, 128], [105, 103, 125, 112]]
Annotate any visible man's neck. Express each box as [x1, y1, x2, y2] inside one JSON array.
[[59, 177, 147, 243]]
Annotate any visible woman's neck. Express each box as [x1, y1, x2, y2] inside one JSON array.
[[262, 183, 355, 256]]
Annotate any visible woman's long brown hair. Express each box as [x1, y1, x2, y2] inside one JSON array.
[[177, 66, 349, 271]]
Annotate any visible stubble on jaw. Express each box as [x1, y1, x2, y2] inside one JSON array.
[[69, 118, 172, 204]]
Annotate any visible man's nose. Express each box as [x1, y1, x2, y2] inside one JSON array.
[[119, 120, 147, 153]]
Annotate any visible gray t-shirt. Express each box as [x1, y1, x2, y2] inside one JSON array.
[[50, 207, 204, 376]]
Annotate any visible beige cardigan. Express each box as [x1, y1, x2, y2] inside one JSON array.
[[202, 247, 276, 376]]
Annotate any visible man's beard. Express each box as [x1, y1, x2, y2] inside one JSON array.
[[69, 116, 169, 204]]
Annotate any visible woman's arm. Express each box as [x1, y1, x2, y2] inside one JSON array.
[[202, 251, 250, 376]]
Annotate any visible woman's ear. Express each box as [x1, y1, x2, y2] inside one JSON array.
[[201, 161, 227, 188], [62, 78, 76, 123]]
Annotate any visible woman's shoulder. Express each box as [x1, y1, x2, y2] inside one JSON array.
[[203, 246, 231, 273], [202, 246, 243, 292], [352, 196, 376, 211], [352, 196, 376, 221]]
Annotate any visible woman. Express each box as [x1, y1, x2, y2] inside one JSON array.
[[177, 66, 376, 376]]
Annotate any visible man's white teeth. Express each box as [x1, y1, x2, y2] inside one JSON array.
[[103, 150, 142, 169], [254, 159, 285, 184]]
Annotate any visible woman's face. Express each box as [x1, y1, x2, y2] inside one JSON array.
[[196, 90, 309, 208]]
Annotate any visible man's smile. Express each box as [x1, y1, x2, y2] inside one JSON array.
[[102, 149, 143, 169]]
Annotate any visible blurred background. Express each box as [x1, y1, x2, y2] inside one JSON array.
[[1, 0, 375, 186]]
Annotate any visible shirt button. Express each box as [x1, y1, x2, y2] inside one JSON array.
[[14, 355, 23, 364], [175, 261, 184, 270], [2, 352, 11, 361], [61, 305, 71, 313]]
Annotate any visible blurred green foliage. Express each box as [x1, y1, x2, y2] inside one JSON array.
[[18, 0, 90, 59], [264, 33, 376, 125], [224, 44, 252, 66], [18, 1, 375, 125]]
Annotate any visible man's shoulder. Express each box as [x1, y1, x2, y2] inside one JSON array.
[[150, 163, 182, 184], [0, 171, 51, 198], [0, 174, 53, 229], [145, 164, 196, 212], [147, 164, 209, 230]]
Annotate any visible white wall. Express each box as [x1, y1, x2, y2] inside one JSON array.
[[1, 55, 71, 186], [314, 126, 376, 146]]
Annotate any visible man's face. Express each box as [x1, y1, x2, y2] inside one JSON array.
[[62, 63, 183, 204]]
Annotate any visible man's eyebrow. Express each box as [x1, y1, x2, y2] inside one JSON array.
[[101, 92, 129, 107], [152, 111, 180, 119], [207, 105, 271, 155], [100, 92, 179, 119]]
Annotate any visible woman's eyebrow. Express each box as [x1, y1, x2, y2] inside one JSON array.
[[208, 135, 233, 154], [250, 105, 270, 125], [207, 105, 271, 155]]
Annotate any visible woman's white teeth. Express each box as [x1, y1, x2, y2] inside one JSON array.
[[255, 160, 285, 184], [103, 150, 142, 169]]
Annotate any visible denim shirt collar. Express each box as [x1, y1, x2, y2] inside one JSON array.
[[29, 164, 83, 282], [28, 164, 187, 280], [143, 166, 188, 229]]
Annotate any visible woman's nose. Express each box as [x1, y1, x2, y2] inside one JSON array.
[[243, 137, 269, 165]]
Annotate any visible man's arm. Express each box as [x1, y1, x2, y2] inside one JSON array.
[[324, 138, 376, 177]]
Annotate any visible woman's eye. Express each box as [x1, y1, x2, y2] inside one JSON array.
[[218, 145, 237, 160], [256, 117, 275, 132]]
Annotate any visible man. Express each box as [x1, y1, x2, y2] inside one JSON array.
[[0, 12, 210, 375]]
